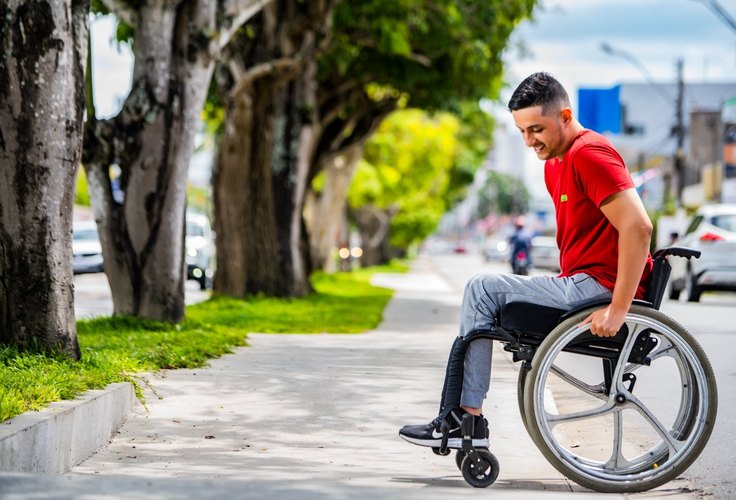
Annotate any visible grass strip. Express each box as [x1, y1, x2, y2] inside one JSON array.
[[0, 261, 407, 422]]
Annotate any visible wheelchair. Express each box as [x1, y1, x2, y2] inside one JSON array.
[[435, 246, 718, 492]]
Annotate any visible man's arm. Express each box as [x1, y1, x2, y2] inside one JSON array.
[[580, 188, 653, 337]]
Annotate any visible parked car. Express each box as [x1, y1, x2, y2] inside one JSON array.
[[186, 211, 215, 290], [668, 204, 736, 302], [72, 220, 104, 274], [530, 236, 560, 272]]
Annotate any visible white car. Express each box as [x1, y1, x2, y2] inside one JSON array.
[[72, 220, 104, 274], [669, 204, 736, 302], [530, 236, 560, 272], [186, 211, 215, 290]]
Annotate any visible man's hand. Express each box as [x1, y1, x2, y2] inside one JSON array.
[[579, 306, 628, 337]]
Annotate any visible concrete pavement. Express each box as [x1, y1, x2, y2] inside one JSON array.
[[0, 256, 697, 498]]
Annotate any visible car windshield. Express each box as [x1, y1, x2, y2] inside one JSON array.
[[710, 214, 736, 233]]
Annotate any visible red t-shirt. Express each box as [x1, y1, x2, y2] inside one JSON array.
[[545, 130, 652, 299]]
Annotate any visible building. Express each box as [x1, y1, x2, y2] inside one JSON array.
[[578, 82, 736, 209]]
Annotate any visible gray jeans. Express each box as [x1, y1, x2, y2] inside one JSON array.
[[459, 273, 612, 408]]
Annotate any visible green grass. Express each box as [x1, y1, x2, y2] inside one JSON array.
[[0, 261, 407, 422]]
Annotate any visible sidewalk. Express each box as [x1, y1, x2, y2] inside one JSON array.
[[0, 256, 694, 499]]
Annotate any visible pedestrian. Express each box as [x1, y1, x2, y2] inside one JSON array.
[[399, 72, 653, 449]]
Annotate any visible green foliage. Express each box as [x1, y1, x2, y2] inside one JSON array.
[[75, 167, 90, 207], [322, 0, 536, 111], [0, 265, 404, 422], [476, 170, 531, 218], [348, 109, 462, 250]]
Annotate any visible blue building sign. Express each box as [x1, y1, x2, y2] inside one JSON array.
[[578, 86, 621, 134]]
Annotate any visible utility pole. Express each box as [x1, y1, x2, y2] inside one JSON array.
[[673, 58, 686, 207]]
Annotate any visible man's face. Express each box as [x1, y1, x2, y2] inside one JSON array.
[[511, 105, 568, 160]]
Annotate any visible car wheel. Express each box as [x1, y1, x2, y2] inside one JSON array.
[[686, 269, 701, 302], [668, 282, 681, 301]]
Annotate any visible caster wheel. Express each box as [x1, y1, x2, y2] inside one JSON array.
[[461, 449, 499, 488], [431, 447, 450, 456], [455, 450, 466, 470]]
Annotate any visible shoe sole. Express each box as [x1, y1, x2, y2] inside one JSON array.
[[399, 434, 489, 449]]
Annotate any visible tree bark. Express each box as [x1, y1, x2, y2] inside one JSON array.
[[83, 0, 269, 321], [0, 0, 88, 358], [213, 0, 336, 298], [353, 205, 396, 267], [305, 145, 363, 273]]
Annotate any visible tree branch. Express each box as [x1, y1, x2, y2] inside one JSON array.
[[213, 0, 274, 55], [99, 0, 138, 27]]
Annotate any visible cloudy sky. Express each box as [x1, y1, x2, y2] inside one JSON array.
[[90, 0, 736, 118], [502, 0, 735, 104]]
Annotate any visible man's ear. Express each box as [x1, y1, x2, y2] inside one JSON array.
[[561, 108, 573, 122]]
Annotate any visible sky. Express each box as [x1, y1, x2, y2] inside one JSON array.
[[497, 0, 736, 113], [90, 0, 736, 118]]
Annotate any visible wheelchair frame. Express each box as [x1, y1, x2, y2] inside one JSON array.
[[445, 247, 718, 492]]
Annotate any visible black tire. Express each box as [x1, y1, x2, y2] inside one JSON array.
[[517, 365, 530, 434], [686, 270, 701, 302], [455, 450, 466, 470], [668, 283, 681, 301], [460, 449, 499, 488], [523, 305, 718, 493]]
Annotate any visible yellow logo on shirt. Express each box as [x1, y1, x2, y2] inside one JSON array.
[[560, 194, 568, 202]]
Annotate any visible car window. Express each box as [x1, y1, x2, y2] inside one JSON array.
[[186, 222, 204, 237], [710, 214, 736, 233], [685, 215, 703, 235], [73, 228, 98, 240]]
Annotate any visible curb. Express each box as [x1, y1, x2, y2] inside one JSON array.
[[0, 382, 133, 473]]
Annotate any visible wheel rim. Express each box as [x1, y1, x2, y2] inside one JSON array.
[[530, 312, 713, 487]]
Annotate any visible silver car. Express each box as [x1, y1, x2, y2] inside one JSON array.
[[668, 204, 736, 302], [186, 211, 215, 290], [72, 220, 104, 274]]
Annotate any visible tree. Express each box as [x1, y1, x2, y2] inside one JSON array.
[[83, 0, 271, 322], [476, 170, 531, 219], [346, 109, 464, 265], [0, 0, 89, 358], [212, 0, 338, 298], [306, 0, 535, 269]]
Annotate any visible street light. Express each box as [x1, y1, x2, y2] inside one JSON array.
[[600, 42, 686, 208]]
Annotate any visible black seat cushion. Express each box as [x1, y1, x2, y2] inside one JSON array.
[[499, 302, 565, 336]]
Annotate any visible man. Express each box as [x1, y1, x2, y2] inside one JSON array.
[[508, 215, 532, 275], [399, 72, 653, 450]]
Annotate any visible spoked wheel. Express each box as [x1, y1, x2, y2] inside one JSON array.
[[460, 449, 499, 488], [523, 305, 717, 493], [517, 364, 531, 434]]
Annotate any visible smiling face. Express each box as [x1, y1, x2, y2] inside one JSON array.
[[512, 105, 575, 161]]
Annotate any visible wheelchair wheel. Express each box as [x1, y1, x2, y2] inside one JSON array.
[[517, 364, 531, 434], [523, 305, 717, 493], [460, 449, 499, 488]]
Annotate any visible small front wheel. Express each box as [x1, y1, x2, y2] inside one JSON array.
[[461, 449, 499, 488], [454, 450, 466, 470]]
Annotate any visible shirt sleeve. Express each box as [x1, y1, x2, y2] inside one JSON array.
[[573, 143, 634, 207]]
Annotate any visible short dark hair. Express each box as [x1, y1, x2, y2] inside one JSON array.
[[508, 72, 570, 115]]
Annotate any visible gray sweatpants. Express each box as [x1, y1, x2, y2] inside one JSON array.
[[459, 272, 612, 408]]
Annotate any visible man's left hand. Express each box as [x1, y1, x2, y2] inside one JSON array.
[[580, 306, 627, 337]]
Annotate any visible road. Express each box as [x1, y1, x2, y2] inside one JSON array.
[[429, 251, 736, 499]]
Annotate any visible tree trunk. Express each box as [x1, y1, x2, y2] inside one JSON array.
[[213, 0, 336, 298], [305, 145, 363, 273], [84, 1, 269, 321], [213, 78, 284, 296], [0, 0, 88, 358], [354, 205, 395, 267]]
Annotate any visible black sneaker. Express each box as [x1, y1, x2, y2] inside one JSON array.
[[399, 409, 489, 449]]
